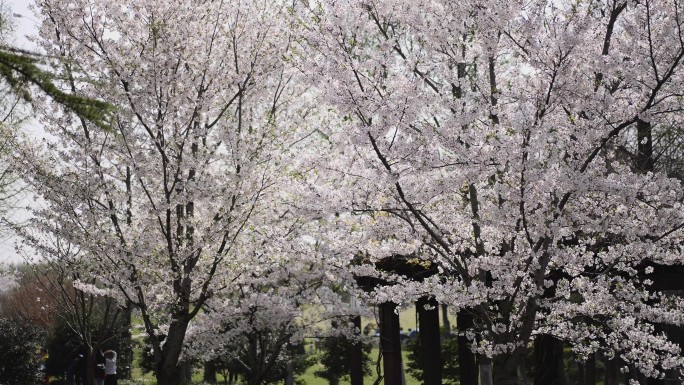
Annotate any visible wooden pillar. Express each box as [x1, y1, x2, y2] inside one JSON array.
[[457, 310, 478, 385], [533, 334, 566, 385], [379, 302, 403, 385], [417, 297, 442, 385], [350, 315, 364, 385]]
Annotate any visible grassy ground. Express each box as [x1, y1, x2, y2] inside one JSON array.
[[298, 347, 420, 385], [128, 306, 452, 384], [129, 347, 419, 385]]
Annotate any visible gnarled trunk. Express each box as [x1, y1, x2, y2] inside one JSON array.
[[154, 321, 191, 385], [492, 348, 526, 385], [533, 335, 565, 385]]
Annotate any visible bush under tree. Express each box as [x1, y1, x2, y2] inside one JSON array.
[[0, 317, 46, 385]]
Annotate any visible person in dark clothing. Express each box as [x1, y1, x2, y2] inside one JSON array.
[[94, 349, 106, 385], [66, 357, 77, 385], [74, 347, 88, 385]]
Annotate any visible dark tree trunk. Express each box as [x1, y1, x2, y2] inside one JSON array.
[[121, 305, 133, 380], [379, 302, 403, 385], [441, 304, 451, 335], [181, 360, 193, 383], [86, 347, 95, 385], [154, 321, 191, 385], [157, 365, 185, 385], [492, 348, 526, 385], [204, 361, 217, 384], [533, 334, 566, 385], [284, 361, 295, 385], [604, 357, 619, 385], [583, 353, 596, 385], [636, 119, 654, 173], [350, 315, 364, 385], [457, 310, 478, 385], [417, 297, 441, 385]]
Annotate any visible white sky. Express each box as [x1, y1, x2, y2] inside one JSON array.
[[7, 0, 36, 48], [0, 0, 38, 265]]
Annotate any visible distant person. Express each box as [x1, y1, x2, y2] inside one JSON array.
[[104, 350, 118, 385], [94, 349, 106, 385], [74, 347, 87, 385], [38, 348, 50, 385], [399, 327, 408, 343], [65, 357, 77, 385]]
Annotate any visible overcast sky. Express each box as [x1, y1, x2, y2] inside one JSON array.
[[0, 0, 38, 265]]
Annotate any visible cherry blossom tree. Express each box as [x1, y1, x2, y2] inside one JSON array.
[[186, 236, 358, 385], [12, 1, 684, 384], [12, 1, 311, 384], [297, 1, 684, 384]]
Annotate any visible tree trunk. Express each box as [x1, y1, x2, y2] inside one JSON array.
[[379, 302, 403, 385], [284, 361, 295, 385], [417, 297, 441, 385], [441, 304, 451, 335], [204, 361, 217, 384], [349, 315, 364, 385], [604, 357, 619, 385], [86, 347, 95, 385], [155, 360, 192, 385], [154, 321, 191, 385], [583, 353, 596, 385], [636, 119, 654, 173], [458, 310, 478, 385], [533, 335, 565, 385], [157, 365, 185, 385], [493, 348, 525, 385], [121, 305, 133, 380], [181, 360, 193, 383], [479, 356, 494, 385]]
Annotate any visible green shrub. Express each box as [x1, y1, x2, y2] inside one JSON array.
[[0, 317, 46, 385]]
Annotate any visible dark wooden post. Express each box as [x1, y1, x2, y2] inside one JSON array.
[[457, 310, 478, 385], [379, 302, 403, 385], [417, 297, 442, 385], [350, 315, 364, 385]]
